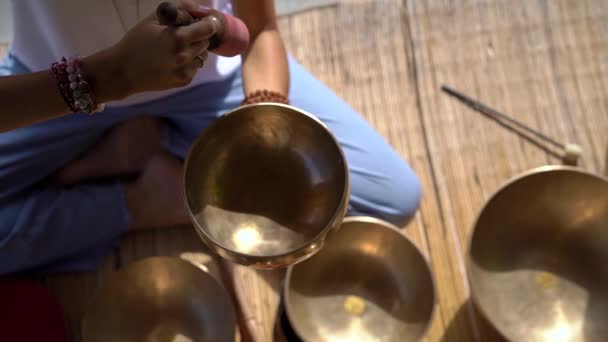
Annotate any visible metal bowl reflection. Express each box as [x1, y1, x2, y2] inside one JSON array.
[[82, 257, 235, 342], [285, 217, 436, 342], [468, 166, 608, 341], [184, 103, 349, 269]]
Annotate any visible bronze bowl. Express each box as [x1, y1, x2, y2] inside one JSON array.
[[468, 166, 608, 341], [284, 217, 436, 341], [184, 103, 349, 269], [82, 257, 236, 342]]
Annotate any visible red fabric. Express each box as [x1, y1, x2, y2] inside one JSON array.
[[0, 278, 67, 342]]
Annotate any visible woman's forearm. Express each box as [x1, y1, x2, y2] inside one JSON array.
[[0, 49, 126, 132], [0, 71, 70, 131], [233, 0, 289, 97], [241, 28, 289, 95]]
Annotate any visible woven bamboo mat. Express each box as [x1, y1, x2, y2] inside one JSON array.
[[405, 0, 607, 340], [276, 0, 338, 16], [2, 0, 607, 341]]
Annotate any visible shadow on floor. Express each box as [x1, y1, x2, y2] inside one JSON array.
[[273, 291, 302, 342], [441, 299, 506, 342]]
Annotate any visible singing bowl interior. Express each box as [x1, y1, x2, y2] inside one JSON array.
[[82, 257, 236, 342], [468, 166, 608, 342], [285, 217, 436, 342], [184, 103, 348, 260]]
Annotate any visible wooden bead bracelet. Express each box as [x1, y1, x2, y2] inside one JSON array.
[[241, 89, 289, 105]]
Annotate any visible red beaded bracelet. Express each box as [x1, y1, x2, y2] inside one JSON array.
[[50, 57, 104, 114], [49, 60, 77, 113], [241, 89, 289, 105]]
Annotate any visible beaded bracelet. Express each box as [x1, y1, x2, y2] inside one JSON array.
[[50, 61, 77, 113], [50, 57, 104, 114], [241, 89, 289, 105]]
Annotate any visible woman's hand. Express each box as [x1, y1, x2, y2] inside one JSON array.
[[90, 1, 218, 100]]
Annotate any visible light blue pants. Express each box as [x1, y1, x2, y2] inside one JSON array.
[[0, 53, 422, 274]]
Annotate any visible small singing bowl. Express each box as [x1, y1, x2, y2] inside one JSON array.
[[82, 257, 236, 342], [468, 166, 608, 341], [284, 217, 436, 342], [184, 103, 349, 269]]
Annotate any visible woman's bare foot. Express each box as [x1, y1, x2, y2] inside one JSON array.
[[55, 116, 163, 185], [125, 153, 189, 229]]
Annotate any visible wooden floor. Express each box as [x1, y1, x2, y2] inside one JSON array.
[[2, 0, 607, 341]]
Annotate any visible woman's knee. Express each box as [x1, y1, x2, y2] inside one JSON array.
[[388, 168, 423, 226], [349, 160, 422, 227]]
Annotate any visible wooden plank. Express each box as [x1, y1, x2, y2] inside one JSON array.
[[224, 264, 284, 342], [406, 0, 607, 340]]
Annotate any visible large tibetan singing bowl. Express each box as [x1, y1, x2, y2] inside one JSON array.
[[285, 217, 436, 341], [82, 257, 236, 342], [468, 166, 608, 341], [184, 103, 349, 269]]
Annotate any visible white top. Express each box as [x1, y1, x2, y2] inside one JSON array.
[[10, 0, 241, 107]]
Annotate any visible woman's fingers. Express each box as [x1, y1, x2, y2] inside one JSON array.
[[191, 51, 208, 69], [151, 1, 214, 86], [175, 0, 214, 19], [189, 40, 210, 57], [177, 50, 208, 86], [178, 40, 208, 70], [199, 51, 209, 65], [178, 16, 218, 43], [175, 0, 200, 13]]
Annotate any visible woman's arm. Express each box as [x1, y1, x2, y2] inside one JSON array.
[[0, 0, 216, 133], [232, 0, 289, 96], [0, 49, 126, 132]]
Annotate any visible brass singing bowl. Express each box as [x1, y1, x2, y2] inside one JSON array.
[[285, 217, 436, 341], [184, 103, 349, 269], [468, 166, 608, 342], [82, 257, 236, 342]]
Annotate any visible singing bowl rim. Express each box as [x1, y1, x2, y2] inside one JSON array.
[[466, 165, 608, 340], [82, 256, 236, 342], [283, 216, 437, 341], [183, 102, 350, 268]]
